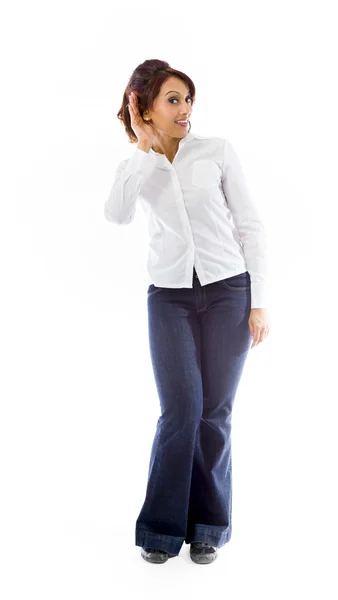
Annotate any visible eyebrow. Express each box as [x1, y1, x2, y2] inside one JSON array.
[[165, 90, 190, 96]]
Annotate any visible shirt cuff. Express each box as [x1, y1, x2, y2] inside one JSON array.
[[250, 281, 270, 309]]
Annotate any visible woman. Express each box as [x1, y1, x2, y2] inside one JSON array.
[[105, 59, 271, 564]]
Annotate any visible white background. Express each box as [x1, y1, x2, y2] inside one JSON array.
[[1, 0, 337, 598]]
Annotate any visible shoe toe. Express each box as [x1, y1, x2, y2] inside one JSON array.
[[190, 542, 218, 564], [141, 547, 169, 563]]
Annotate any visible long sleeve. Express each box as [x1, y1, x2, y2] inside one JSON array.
[[104, 148, 155, 224], [221, 139, 269, 308]]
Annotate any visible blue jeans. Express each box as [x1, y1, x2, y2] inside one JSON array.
[[135, 267, 252, 556]]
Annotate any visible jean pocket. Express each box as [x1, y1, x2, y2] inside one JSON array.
[[220, 272, 250, 291], [147, 285, 163, 298]]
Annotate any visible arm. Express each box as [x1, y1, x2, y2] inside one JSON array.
[[104, 144, 153, 225], [221, 138, 269, 309]]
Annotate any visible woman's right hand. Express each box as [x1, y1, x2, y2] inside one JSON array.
[[128, 92, 157, 145]]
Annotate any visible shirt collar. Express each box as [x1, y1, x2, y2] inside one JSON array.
[[149, 131, 195, 169]]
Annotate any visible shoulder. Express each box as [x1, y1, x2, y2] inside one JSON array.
[[191, 132, 226, 143], [190, 133, 231, 167], [190, 132, 230, 152]]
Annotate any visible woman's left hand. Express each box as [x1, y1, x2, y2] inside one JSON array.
[[248, 308, 271, 349]]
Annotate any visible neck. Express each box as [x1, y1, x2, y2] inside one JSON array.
[[152, 137, 181, 156]]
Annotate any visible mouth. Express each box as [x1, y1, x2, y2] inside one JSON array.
[[175, 120, 189, 128]]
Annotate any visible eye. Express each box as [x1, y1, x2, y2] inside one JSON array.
[[169, 97, 192, 104]]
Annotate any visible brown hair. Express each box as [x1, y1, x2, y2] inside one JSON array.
[[117, 59, 196, 144]]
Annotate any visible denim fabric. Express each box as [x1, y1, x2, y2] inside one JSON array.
[[135, 267, 252, 556]]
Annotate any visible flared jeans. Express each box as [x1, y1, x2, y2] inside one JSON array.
[[135, 267, 252, 556]]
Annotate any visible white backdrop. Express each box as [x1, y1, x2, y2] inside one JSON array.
[[2, 0, 338, 598]]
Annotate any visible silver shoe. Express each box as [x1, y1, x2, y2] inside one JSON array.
[[141, 547, 176, 563], [190, 542, 218, 564]]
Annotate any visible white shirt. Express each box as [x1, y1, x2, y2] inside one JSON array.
[[104, 131, 269, 309]]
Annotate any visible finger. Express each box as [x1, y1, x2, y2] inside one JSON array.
[[251, 328, 266, 348], [250, 326, 259, 348], [250, 328, 257, 348], [130, 95, 139, 114]]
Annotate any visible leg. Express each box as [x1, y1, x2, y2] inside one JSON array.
[[186, 272, 252, 548], [135, 284, 204, 556]]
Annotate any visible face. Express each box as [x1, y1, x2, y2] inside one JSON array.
[[143, 76, 193, 139]]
